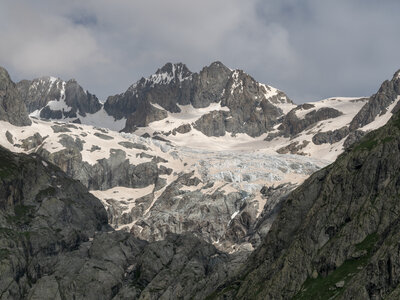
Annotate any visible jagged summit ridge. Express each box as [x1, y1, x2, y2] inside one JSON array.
[[152, 62, 192, 84], [105, 61, 294, 136], [16, 75, 127, 131], [350, 68, 400, 131], [17, 76, 102, 119]]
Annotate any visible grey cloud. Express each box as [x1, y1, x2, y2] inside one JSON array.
[[0, 0, 399, 103]]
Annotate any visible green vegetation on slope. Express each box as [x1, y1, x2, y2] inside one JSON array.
[[293, 233, 378, 300]]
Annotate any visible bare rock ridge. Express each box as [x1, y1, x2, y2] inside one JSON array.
[[0, 67, 31, 126], [17, 77, 102, 119], [104, 61, 294, 137], [350, 70, 400, 131], [211, 97, 400, 299]]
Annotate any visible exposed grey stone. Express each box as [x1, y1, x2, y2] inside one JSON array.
[[277, 140, 310, 155], [5, 131, 13, 144], [278, 107, 343, 137], [51, 125, 72, 133], [94, 132, 114, 140], [172, 123, 192, 135], [152, 135, 170, 142], [0, 67, 31, 126], [90, 145, 101, 152], [17, 77, 102, 117], [343, 130, 367, 148], [136, 152, 153, 159], [105, 62, 292, 137], [58, 134, 84, 151], [194, 110, 229, 137], [21, 133, 44, 151], [118, 141, 149, 150], [312, 126, 349, 145], [349, 71, 400, 130]]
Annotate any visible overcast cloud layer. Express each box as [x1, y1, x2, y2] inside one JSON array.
[[0, 0, 399, 103]]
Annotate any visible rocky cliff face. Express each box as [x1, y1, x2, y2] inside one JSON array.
[[105, 61, 294, 137], [17, 77, 102, 119], [104, 62, 193, 124], [0, 145, 246, 299], [350, 70, 400, 131], [211, 99, 400, 299], [278, 106, 343, 137], [0, 67, 31, 126]]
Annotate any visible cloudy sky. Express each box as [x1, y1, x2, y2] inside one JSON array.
[[0, 0, 399, 103]]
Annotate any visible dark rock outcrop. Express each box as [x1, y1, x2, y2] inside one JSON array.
[[105, 62, 192, 126], [277, 140, 310, 155], [312, 126, 350, 145], [17, 77, 102, 118], [21, 132, 44, 151], [172, 123, 192, 135], [343, 129, 367, 149], [194, 110, 230, 137], [278, 107, 343, 137], [350, 70, 400, 131], [37, 141, 162, 191], [191, 61, 232, 108], [122, 101, 168, 131], [0, 67, 31, 126]]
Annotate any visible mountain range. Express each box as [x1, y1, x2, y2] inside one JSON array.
[[1, 62, 400, 299]]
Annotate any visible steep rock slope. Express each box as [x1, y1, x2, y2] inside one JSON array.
[[211, 95, 400, 299], [17, 77, 102, 118], [16, 76, 126, 131], [350, 70, 400, 130], [105, 61, 294, 137], [0, 145, 243, 299], [0, 67, 31, 126]]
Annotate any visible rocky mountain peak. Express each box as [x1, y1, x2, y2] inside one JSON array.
[[17, 75, 102, 120], [0, 66, 12, 86], [349, 67, 400, 131], [0, 66, 31, 126], [105, 61, 297, 136], [150, 62, 192, 85], [200, 61, 231, 76], [393, 69, 400, 81]]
